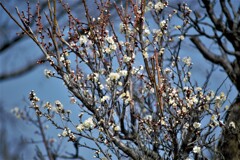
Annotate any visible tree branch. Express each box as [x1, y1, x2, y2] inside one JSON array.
[[0, 56, 44, 81], [190, 37, 233, 72]]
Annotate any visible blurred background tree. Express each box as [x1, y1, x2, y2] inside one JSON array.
[[184, 0, 240, 159]]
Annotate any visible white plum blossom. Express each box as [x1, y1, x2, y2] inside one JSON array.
[[119, 22, 125, 33], [76, 124, 84, 132], [99, 84, 104, 90], [118, 81, 122, 86], [183, 76, 189, 82], [161, 119, 166, 126], [79, 35, 88, 45], [153, 29, 163, 37], [44, 102, 52, 110], [120, 91, 131, 104], [196, 87, 202, 91], [182, 57, 192, 66], [55, 100, 64, 113], [60, 56, 65, 62], [160, 20, 167, 28], [114, 125, 121, 132], [105, 47, 112, 54], [193, 122, 201, 129], [106, 36, 114, 44], [191, 95, 198, 104], [150, 87, 155, 93], [164, 68, 172, 74], [154, 2, 164, 11], [183, 123, 189, 129], [109, 44, 117, 51], [229, 121, 236, 129], [68, 133, 76, 141], [193, 146, 201, 154], [76, 118, 95, 132], [147, 2, 154, 9], [185, 6, 192, 13], [169, 98, 175, 105], [11, 107, 22, 119], [94, 73, 99, 80], [211, 114, 217, 121], [11, 107, 20, 114], [209, 90, 215, 98], [62, 130, 68, 137], [171, 61, 176, 67], [224, 105, 229, 110], [143, 26, 150, 36], [178, 35, 185, 40], [143, 50, 148, 59], [119, 70, 128, 76], [109, 72, 120, 81], [101, 95, 110, 102], [215, 93, 225, 108], [159, 47, 165, 55], [44, 69, 54, 78], [131, 67, 138, 75], [61, 128, 71, 137], [182, 107, 187, 113], [83, 117, 95, 130], [220, 92, 226, 101], [123, 55, 131, 63], [92, 73, 99, 82]]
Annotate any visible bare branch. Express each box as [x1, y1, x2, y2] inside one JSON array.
[[0, 56, 44, 81]]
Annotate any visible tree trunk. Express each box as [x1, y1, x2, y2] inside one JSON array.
[[218, 94, 240, 160]]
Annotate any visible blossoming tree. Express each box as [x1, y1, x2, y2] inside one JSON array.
[[1, 0, 232, 159]]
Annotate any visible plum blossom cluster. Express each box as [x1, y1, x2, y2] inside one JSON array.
[[11, 107, 25, 119], [59, 127, 76, 142], [76, 117, 95, 132], [7, 0, 230, 159]]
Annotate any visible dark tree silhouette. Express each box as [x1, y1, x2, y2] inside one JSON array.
[[184, 0, 240, 159]]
